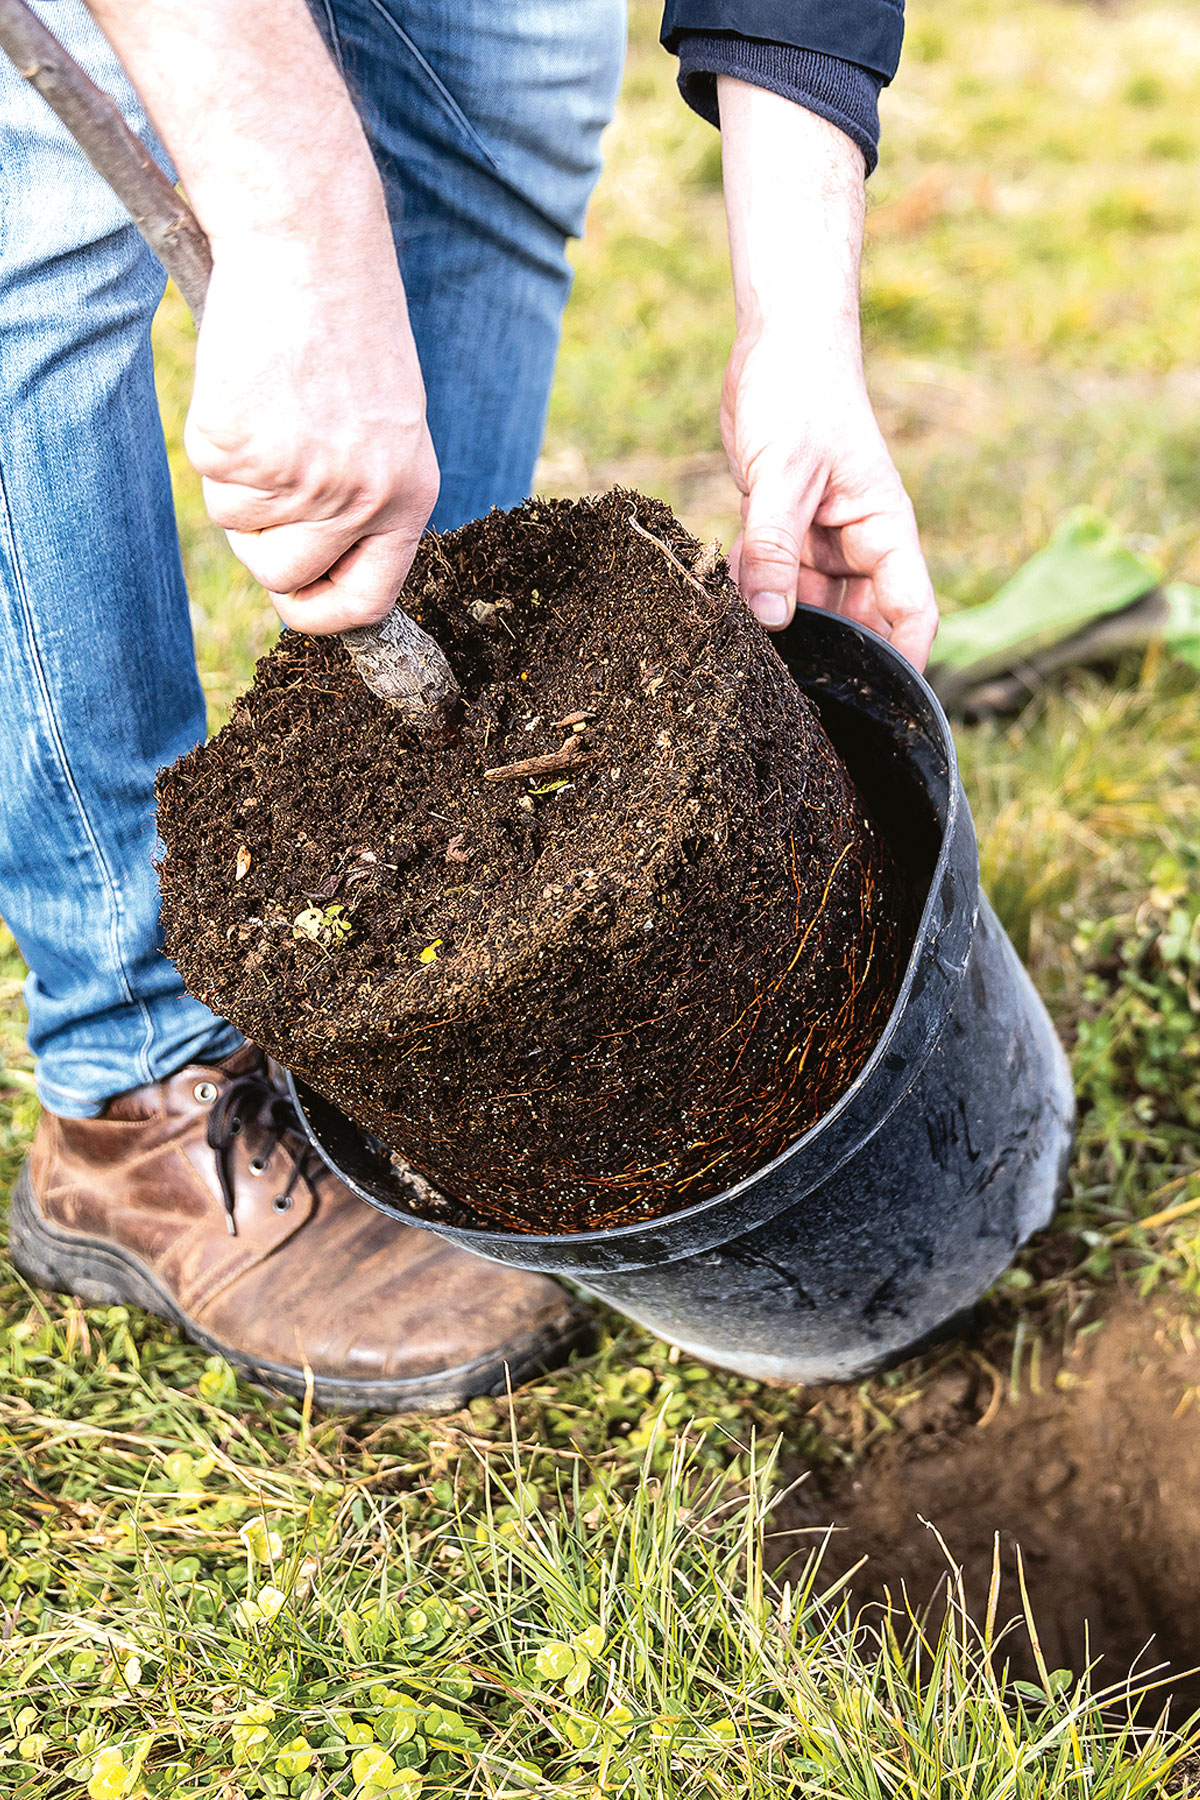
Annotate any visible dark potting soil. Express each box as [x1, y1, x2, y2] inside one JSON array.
[[158, 491, 917, 1233]]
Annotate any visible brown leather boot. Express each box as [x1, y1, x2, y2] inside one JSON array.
[[10, 1046, 592, 1412]]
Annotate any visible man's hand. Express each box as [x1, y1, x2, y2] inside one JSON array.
[[721, 327, 935, 669], [188, 231, 438, 634], [87, 0, 438, 633], [718, 78, 937, 671]]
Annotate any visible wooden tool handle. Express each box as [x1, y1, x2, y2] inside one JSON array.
[[0, 0, 461, 731]]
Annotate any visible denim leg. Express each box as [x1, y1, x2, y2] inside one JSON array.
[[0, 1, 240, 1115], [317, 0, 626, 530]]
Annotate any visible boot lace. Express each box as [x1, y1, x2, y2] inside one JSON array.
[[204, 1065, 319, 1237]]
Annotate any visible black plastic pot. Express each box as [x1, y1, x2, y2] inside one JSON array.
[[289, 604, 1075, 1384]]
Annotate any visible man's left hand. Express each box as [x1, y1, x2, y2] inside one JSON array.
[[722, 326, 937, 670]]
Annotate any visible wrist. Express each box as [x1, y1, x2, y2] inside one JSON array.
[[732, 314, 867, 396], [735, 305, 865, 370]]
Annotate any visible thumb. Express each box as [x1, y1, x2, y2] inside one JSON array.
[[737, 476, 810, 630]]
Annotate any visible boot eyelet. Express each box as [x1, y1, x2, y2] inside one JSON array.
[[249, 1155, 270, 1177], [194, 1080, 218, 1104], [272, 1193, 294, 1213]]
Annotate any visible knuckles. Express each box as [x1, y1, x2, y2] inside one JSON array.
[[269, 461, 436, 534], [326, 592, 396, 630], [191, 429, 439, 536], [271, 592, 396, 638]]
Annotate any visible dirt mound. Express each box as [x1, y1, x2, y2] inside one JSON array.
[[157, 492, 915, 1233], [779, 1294, 1200, 1715]]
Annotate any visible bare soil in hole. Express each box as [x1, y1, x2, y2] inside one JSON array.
[[777, 1294, 1200, 1715], [158, 491, 915, 1234]]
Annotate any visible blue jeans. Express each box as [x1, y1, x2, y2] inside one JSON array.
[[0, 0, 624, 1116]]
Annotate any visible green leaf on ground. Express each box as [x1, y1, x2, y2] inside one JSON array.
[[929, 508, 1160, 677]]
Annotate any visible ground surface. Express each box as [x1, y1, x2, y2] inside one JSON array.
[[794, 1295, 1200, 1717], [2, 0, 1200, 1793]]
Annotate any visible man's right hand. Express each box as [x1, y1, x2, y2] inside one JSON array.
[[85, 0, 439, 635], [186, 227, 439, 635]]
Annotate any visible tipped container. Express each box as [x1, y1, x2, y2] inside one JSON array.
[[289, 604, 1075, 1384]]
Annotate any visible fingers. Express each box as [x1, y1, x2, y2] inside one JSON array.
[[870, 543, 939, 671], [201, 464, 412, 535], [736, 473, 818, 630], [796, 564, 848, 617], [224, 519, 363, 597], [202, 476, 321, 534], [207, 441, 440, 634], [733, 504, 933, 666], [743, 440, 938, 666], [222, 522, 361, 597], [735, 488, 937, 670], [836, 575, 891, 640], [269, 530, 425, 635]]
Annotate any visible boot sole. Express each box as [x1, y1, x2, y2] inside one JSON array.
[[8, 1164, 594, 1414]]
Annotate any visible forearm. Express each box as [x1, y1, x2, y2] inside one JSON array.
[[718, 74, 866, 362], [715, 77, 936, 666], [83, 0, 385, 246]]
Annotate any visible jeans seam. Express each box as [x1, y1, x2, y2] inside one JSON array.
[[317, 0, 348, 77], [359, 0, 504, 175], [0, 457, 157, 1088]]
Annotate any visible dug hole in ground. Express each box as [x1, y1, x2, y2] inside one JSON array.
[[781, 1288, 1200, 1721], [158, 490, 1200, 1722]]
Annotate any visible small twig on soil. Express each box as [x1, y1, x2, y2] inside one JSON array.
[[626, 508, 721, 607], [483, 740, 590, 784]]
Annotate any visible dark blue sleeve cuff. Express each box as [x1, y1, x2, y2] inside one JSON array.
[[675, 35, 883, 173], [662, 1, 904, 83]]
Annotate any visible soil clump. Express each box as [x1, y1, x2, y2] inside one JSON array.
[[779, 1293, 1200, 1716], [158, 491, 916, 1233]]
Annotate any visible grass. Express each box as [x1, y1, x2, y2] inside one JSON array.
[[3, 0, 1200, 1791], [3, 1419, 1196, 1797]]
